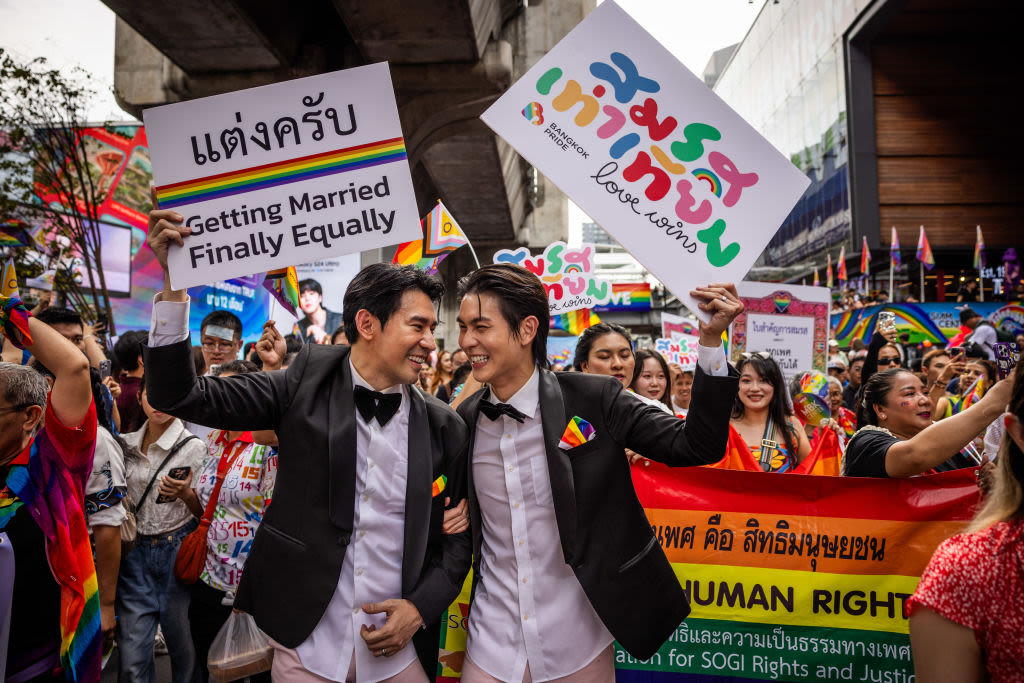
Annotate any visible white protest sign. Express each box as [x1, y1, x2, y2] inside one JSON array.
[[493, 241, 612, 314], [480, 1, 810, 322], [144, 63, 421, 290], [730, 281, 831, 381]]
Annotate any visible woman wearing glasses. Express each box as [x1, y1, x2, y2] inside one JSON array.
[[730, 352, 810, 472]]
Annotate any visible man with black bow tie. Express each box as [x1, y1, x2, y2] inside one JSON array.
[[143, 204, 471, 682], [454, 264, 742, 683]]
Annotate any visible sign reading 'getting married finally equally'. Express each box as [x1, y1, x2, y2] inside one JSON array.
[[144, 63, 421, 290], [480, 1, 810, 322]]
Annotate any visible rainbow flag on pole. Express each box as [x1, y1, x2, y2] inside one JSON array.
[[825, 256, 834, 289], [812, 268, 820, 287], [263, 266, 300, 316], [860, 236, 871, 274], [890, 226, 902, 269], [550, 308, 601, 335], [837, 245, 848, 287], [392, 199, 468, 274], [973, 225, 986, 270], [916, 225, 935, 270]]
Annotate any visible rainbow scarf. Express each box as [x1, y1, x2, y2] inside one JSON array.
[[0, 405, 101, 682]]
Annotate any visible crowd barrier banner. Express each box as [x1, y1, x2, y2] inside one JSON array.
[[732, 282, 830, 381], [480, 1, 809, 322], [830, 301, 1024, 346], [144, 63, 421, 290], [435, 466, 978, 683], [494, 242, 611, 314]]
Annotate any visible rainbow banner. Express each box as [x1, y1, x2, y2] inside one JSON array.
[[830, 301, 1024, 346], [612, 465, 977, 682], [434, 467, 978, 683], [595, 282, 653, 312], [153, 138, 407, 208]]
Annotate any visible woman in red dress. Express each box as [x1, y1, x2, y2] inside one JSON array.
[[906, 367, 1024, 682]]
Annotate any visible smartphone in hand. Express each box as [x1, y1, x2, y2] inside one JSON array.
[[950, 346, 967, 364], [156, 466, 191, 504], [994, 342, 1020, 380], [99, 359, 112, 380]]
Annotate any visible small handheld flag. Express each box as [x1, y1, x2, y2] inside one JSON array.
[[1, 259, 19, 298], [890, 226, 902, 269], [392, 200, 471, 274], [263, 266, 300, 317], [916, 226, 935, 270]]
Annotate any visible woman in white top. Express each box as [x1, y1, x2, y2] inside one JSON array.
[[117, 380, 207, 683]]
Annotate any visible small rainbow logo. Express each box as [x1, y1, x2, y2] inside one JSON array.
[[522, 102, 544, 126], [564, 264, 584, 274], [772, 291, 792, 314], [691, 168, 722, 197]]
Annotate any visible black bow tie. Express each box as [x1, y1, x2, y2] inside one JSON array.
[[479, 400, 527, 423], [353, 386, 402, 426]]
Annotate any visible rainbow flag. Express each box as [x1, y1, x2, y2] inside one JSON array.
[[890, 226, 902, 269], [812, 268, 820, 287], [614, 465, 979, 682], [837, 245, 848, 286], [153, 137, 407, 208], [0, 218, 34, 247], [916, 225, 935, 270], [860, 236, 871, 274], [973, 225, 986, 270], [825, 256, 833, 289], [707, 425, 841, 476], [263, 266, 300, 316], [392, 199, 469, 275], [550, 308, 600, 335]]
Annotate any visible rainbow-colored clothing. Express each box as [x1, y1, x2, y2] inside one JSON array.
[[0, 400, 100, 682]]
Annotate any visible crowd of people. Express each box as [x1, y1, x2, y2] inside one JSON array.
[[0, 202, 1020, 683]]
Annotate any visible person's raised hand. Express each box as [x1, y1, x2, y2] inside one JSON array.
[[936, 361, 966, 387], [690, 283, 744, 347], [147, 186, 191, 274], [256, 320, 287, 371], [102, 376, 121, 399]]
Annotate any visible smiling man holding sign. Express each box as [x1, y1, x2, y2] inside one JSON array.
[[144, 62, 421, 289], [480, 1, 809, 321]]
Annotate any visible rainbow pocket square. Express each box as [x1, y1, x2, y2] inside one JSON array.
[[558, 416, 596, 450], [431, 475, 447, 498]]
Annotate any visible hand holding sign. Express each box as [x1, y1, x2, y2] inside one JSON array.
[[691, 283, 744, 347], [147, 186, 191, 300]]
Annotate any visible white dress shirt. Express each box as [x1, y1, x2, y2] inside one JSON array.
[[150, 294, 417, 681], [466, 345, 726, 681], [467, 368, 613, 683], [294, 361, 416, 682]]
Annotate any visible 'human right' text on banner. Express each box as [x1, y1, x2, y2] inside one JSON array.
[[616, 465, 977, 682], [480, 1, 810, 321], [144, 63, 421, 290]]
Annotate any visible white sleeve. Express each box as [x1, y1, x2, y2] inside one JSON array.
[[983, 417, 1005, 461], [696, 343, 728, 377], [149, 293, 192, 347]]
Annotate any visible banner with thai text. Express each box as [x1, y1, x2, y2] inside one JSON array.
[[144, 63, 421, 289], [436, 466, 978, 682], [480, 1, 809, 322]]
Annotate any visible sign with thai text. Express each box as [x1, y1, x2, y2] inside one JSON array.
[[655, 336, 699, 372], [480, 1, 810, 321], [144, 63, 421, 289], [493, 241, 611, 314]]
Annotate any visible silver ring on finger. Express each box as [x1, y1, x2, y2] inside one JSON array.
[[381, 648, 388, 656], [721, 295, 728, 302]]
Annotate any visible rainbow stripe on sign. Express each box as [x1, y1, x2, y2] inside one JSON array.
[[153, 137, 408, 208]]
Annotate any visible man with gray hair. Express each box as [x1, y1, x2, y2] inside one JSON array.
[[1, 308, 99, 682]]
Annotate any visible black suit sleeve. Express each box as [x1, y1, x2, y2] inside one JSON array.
[[603, 364, 737, 466], [405, 410, 472, 625], [142, 338, 306, 431]]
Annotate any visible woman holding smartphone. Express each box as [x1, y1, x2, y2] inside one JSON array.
[[119, 380, 208, 683]]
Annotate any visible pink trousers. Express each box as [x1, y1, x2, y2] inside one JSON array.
[[269, 641, 428, 683], [461, 645, 615, 683]]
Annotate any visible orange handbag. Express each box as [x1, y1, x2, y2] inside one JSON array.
[[175, 447, 242, 584]]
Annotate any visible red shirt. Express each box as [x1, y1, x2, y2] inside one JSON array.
[[906, 518, 1024, 682]]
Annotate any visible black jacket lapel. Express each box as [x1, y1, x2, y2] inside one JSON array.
[[327, 348, 357, 532], [538, 370, 577, 564], [460, 388, 485, 571], [402, 387, 432, 594]]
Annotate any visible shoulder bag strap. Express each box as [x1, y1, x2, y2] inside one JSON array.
[[135, 435, 202, 510], [199, 441, 245, 524], [758, 416, 778, 471]]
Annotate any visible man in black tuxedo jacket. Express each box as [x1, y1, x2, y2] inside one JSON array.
[[453, 264, 742, 682], [143, 205, 471, 682]]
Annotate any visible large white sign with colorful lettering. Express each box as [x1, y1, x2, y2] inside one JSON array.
[[144, 63, 421, 290], [493, 241, 611, 314], [480, 1, 810, 321]]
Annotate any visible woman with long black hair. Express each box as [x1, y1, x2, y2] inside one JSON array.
[[730, 352, 810, 472]]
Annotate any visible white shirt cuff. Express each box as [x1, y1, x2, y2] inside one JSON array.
[[696, 343, 728, 377], [149, 293, 191, 347]]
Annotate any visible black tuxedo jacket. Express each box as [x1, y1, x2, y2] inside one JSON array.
[[143, 340, 472, 654], [456, 364, 737, 660]]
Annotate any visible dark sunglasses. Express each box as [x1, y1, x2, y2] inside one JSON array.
[[877, 357, 901, 366]]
